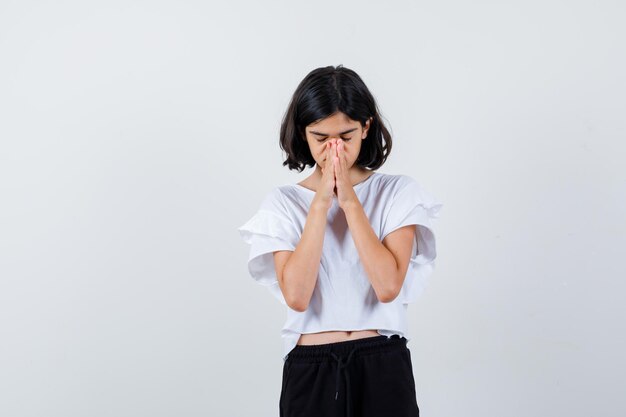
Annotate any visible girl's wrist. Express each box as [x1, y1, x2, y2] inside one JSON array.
[[310, 200, 331, 214]]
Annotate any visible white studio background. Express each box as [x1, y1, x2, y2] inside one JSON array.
[[1, 1, 624, 416]]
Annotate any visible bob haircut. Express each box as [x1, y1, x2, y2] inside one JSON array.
[[280, 65, 392, 172]]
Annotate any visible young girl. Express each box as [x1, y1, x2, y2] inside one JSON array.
[[238, 65, 443, 417]]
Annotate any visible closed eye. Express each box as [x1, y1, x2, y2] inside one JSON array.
[[317, 137, 352, 143]]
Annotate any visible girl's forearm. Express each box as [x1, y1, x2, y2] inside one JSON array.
[[282, 203, 328, 311], [343, 201, 400, 303]]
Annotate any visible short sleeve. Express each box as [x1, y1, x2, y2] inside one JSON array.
[[380, 176, 443, 304], [237, 188, 301, 306]]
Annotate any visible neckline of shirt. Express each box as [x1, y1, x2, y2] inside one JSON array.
[[292, 171, 379, 194]]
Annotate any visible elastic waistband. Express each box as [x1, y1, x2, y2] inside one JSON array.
[[286, 334, 406, 363]]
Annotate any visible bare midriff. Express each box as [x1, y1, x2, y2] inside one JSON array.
[[296, 329, 381, 345]]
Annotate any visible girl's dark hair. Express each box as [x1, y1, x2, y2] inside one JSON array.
[[280, 65, 392, 172]]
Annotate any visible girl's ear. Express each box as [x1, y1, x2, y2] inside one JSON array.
[[362, 117, 373, 138]]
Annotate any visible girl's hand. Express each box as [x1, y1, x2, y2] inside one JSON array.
[[334, 139, 360, 210], [313, 139, 337, 211]]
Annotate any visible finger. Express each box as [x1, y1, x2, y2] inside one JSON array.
[[336, 140, 343, 171], [326, 141, 335, 179], [337, 140, 344, 174], [325, 142, 332, 172], [340, 141, 348, 171]]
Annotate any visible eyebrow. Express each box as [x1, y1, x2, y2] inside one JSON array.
[[309, 128, 358, 137]]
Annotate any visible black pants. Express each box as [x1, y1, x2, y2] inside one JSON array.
[[279, 334, 420, 417]]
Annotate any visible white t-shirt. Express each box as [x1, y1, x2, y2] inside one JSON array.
[[237, 171, 443, 362]]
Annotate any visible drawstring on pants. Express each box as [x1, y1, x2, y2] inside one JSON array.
[[284, 335, 404, 417], [330, 345, 358, 417]]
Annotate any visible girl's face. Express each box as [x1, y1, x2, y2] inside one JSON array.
[[303, 112, 372, 171]]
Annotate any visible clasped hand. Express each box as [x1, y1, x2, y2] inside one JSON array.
[[319, 138, 360, 211]]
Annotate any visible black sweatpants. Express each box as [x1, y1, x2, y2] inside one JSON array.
[[279, 334, 420, 417]]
